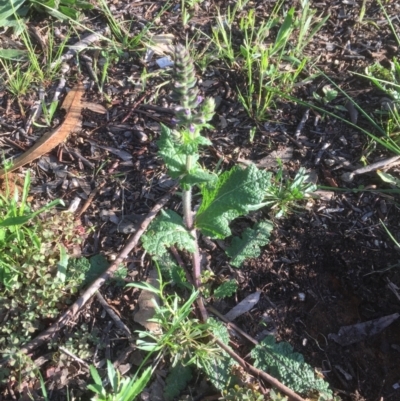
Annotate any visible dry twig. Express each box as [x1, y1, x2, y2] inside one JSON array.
[[95, 291, 132, 338]]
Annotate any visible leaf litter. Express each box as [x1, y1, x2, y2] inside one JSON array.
[[1, 0, 400, 400]]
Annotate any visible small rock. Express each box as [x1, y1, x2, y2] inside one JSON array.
[[133, 130, 148, 142]]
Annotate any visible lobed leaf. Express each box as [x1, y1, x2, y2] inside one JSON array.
[[142, 210, 196, 256], [195, 165, 271, 239], [226, 221, 273, 267], [251, 336, 333, 398], [157, 124, 188, 178], [213, 280, 238, 299], [164, 362, 193, 401]]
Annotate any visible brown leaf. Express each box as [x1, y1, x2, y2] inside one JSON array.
[[224, 291, 261, 321], [82, 101, 107, 114], [0, 83, 85, 177], [133, 268, 161, 332]]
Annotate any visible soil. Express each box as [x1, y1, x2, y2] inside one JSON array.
[[1, 0, 400, 400]]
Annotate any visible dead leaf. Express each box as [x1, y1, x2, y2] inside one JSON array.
[[0, 84, 85, 177], [224, 291, 261, 321], [87, 139, 132, 161], [133, 268, 160, 332], [82, 102, 107, 114], [328, 313, 399, 346], [256, 147, 293, 169]]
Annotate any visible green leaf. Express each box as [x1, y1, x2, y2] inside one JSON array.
[[157, 124, 188, 178], [89, 364, 103, 387], [272, 7, 294, 53], [213, 280, 238, 299], [180, 134, 212, 155], [106, 360, 118, 393], [142, 210, 196, 256], [79, 254, 109, 285], [74, 0, 94, 9], [251, 336, 332, 398], [195, 165, 271, 239], [56, 244, 69, 282], [377, 170, 400, 188], [200, 319, 235, 391], [0, 0, 25, 23], [0, 48, 27, 60], [0, 199, 63, 227], [164, 362, 192, 401], [226, 221, 273, 267], [59, 5, 78, 18], [118, 366, 152, 401], [180, 167, 217, 187]]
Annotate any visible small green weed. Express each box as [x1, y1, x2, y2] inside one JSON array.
[[0, 0, 93, 28], [264, 166, 317, 218], [129, 276, 219, 368], [220, 385, 264, 401], [0, 172, 91, 381], [88, 360, 152, 401], [209, 1, 327, 121]]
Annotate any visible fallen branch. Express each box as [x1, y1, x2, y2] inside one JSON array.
[[51, 28, 109, 68], [341, 155, 400, 182], [95, 292, 132, 338], [1, 187, 176, 362], [213, 338, 306, 401]]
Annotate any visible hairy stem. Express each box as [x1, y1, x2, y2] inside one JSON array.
[[182, 154, 208, 321]]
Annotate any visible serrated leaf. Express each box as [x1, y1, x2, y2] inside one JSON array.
[[200, 320, 236, 390], [157, 124, 188, 178], [157, 251, 188, 289], [180, 134, 212, 154], [164, 362, 192, 401], [181, 167, 217, 187], [251, 336, 332, 398], [83, 254, 109, 285], [213, 280, 238, 299], [201, 353, 235, 391], [226, 221, 273, 267], [142, 210, 196, 256], [209, 318, 230, 345], [195, 165, 272, 239]]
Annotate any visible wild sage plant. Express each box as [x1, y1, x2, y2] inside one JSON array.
[[141, 45, 274, 319]]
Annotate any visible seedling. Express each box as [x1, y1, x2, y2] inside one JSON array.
[[209, 1, 327, 121], [88, 360, 152, 401]]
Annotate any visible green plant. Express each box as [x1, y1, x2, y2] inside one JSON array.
[[213, 279, 238, 299], [62, 324, 100, 360], [0, 0, 93, 28], [140, 44, 273, 299], [0, 171, 63, 288], [209, 1, 327, 121], [251, 336, 333, 400], [264, 166, 316, 218], [0, 60, 34, 115], [0, 172, 93, 382], [128, 44, 331, 400], [226, 221, 273, 267], [129, 275, 219, 367], [220, 385, 264, 401], [88, 360, 152, 401]]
